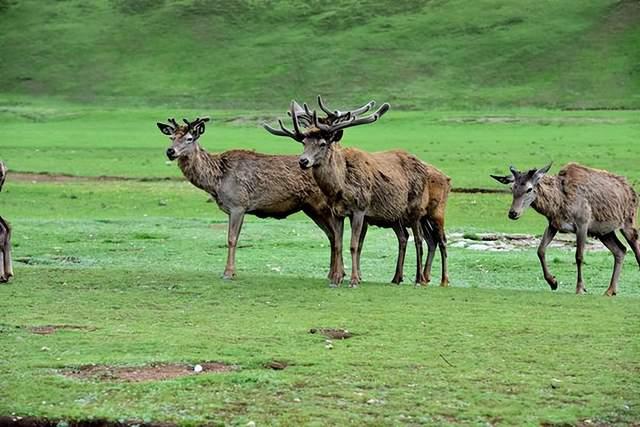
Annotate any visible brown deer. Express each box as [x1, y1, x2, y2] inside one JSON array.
[[265, 98, 449, 287], [0, 161, 13, 283], [491, 162, 640, 296], [156, 117, 344, 283]]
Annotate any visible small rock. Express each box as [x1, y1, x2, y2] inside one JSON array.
[[246, 422, 256, 427], [41, 346, 50, 352], [325, 344, 333, 350], [293, 398, 301, 403], [193, 364, 203, 373]]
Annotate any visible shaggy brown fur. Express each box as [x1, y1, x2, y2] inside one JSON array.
[[0, 161, 13, 283], [157, 120, 343, 281], [492, 162, 640, 296], [304, 140, 446, 287]]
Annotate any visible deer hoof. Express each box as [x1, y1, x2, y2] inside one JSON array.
[[222, 272, 235, 280], [604, 289, 617, 297], [548, 277, 558, 290]]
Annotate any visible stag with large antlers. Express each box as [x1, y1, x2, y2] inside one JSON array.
[[0, 161, 13, 283], [265, 97, 450, 287], [157, 117, 344, 282], [492, 163, 640, 296]]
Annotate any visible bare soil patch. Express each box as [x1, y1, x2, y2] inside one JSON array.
[[63, 362, 236, 382], [8, 171, 180, 184], [309, 328, 353, 340], [0, 416, 176, 427], [265, 360, 288, 370], [29, 325, 96, 335]]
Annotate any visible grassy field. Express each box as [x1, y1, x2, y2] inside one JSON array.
[[0, 105, 639, 425], [1, 0, 640, 424], [1, 101, 639, 189], [0, 0, 639, 109]]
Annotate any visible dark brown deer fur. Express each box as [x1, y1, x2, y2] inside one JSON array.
[[0, 161, 13, 283], [492, 162, 640, 296], [157, 118, 344, 282]]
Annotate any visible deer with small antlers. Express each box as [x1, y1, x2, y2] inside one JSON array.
[[156, 117, 344, 282], [0, 161, 13, 283], [492, 162, 640, 296], [265, 97, 450, 287]]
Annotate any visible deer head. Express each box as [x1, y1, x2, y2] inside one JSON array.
[[156, 117, 210, 160], [264, 96, 390, 169], [491, 163, 552, 220], [0, 161, 6, 192]]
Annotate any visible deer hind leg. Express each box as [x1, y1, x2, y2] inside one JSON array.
[[0, 218, 7, 283], [537, 225, 558, 290], [223, 209, 245, 280], [620, 225, 640, 269], [575, 225, 588, 294], [390, 224, 408, 285], [599, 232, 626, 296], [411, 221, 426, 285], [421, 218, 437, 284], [429, 213, 449, 287], [4, 219, 11, 280], [355, 221, 368, 283]]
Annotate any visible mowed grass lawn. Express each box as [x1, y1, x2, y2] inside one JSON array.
[[0, 108, 639, 425]]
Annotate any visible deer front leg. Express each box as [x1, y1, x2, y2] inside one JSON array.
[[599, 232, 626, 296], [223, 209, 245, 280], [390, 224, 408, 284], [537, 225, 558, 290], [575, 225, 587, 294], [329, 217, 345, 287], [348, 212, 366, 288]]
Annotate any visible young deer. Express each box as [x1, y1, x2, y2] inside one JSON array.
[[156, 117, 344, 282], [0, 161, 13, 283], [265, 99, 444, 287], [492, 162, 640, 296]]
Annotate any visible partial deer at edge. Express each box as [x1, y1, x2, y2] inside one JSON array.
[[0, 161, 13, 283]]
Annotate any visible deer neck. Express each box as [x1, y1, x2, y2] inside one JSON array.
[[312, 146, 347, 202], [177, 144, 224, 194], [531, 175, 563, 219]]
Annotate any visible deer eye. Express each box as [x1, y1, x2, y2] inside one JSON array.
[[526, 187, 533, 193], [319, 141, 327, 147]]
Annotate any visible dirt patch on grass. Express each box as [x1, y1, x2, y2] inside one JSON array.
[[0, 416, 176, 427], [309, 328, 353, 340], [8, 171, 180, 183], [29, 325, 96, 335], [64, 362, 236, 382], [265, 360, 288, 370]]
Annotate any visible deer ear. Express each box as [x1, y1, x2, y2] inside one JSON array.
[[193, 122, 206, 138], [157, 122, 174, 135], [330, 130, 344, 143], [490, 174, 514, 185], [532, 162, 552, 184]]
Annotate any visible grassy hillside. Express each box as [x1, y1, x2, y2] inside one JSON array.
[[0, 0, 639, 109]]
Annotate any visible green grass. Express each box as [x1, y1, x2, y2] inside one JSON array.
[[0, 0, 639, 109], [1, 104, 639, 189], [1, 179, 639, 425]]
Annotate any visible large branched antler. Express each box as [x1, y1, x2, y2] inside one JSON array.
[[317, 95, 376, 123], [312, 102, 390, 134], [263, 101, 307, 142]]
